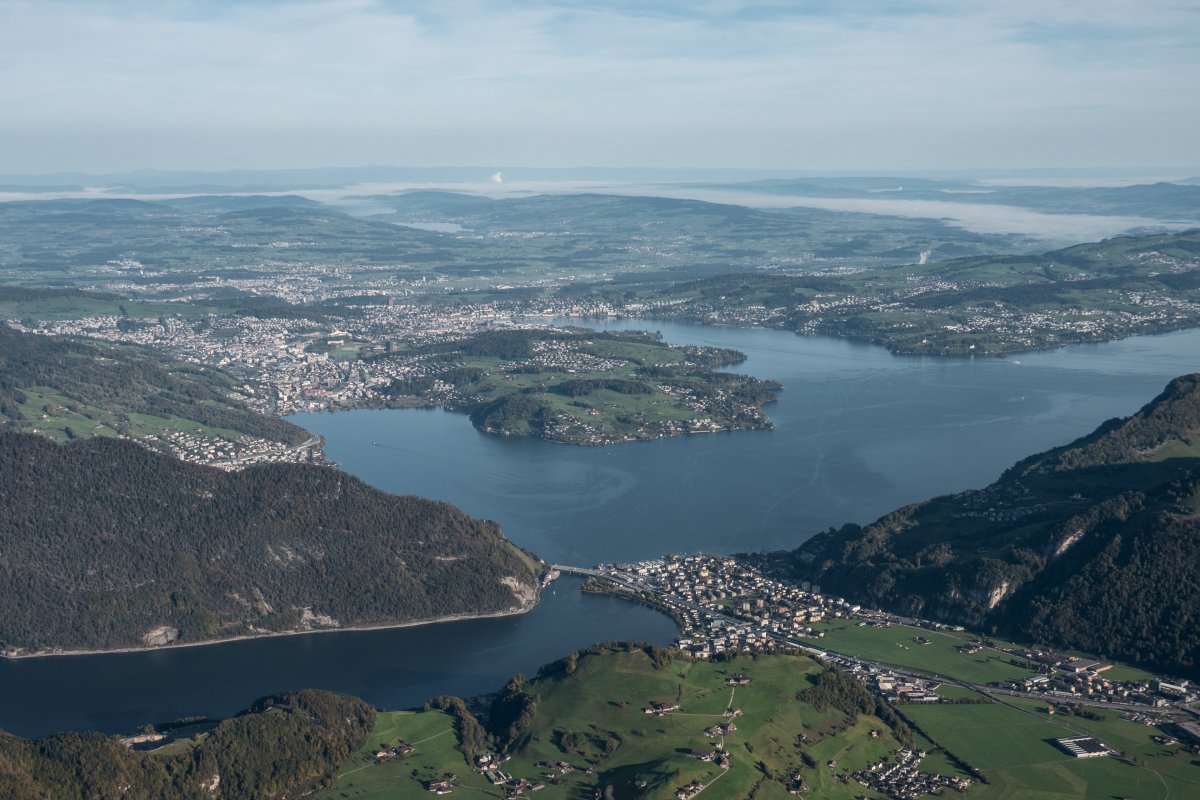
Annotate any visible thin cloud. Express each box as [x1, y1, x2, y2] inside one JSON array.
[[0, 1, 1197, 171]]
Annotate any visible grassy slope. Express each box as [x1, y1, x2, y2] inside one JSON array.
[[900, 696, 1200, 800], [321, 649, 1200, 800], [320, 651, 903, 800], [811, 620, 1033, 684], [0, 325, 308, 452]]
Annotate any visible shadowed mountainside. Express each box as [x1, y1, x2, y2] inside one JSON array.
[[0, 431, 542, 654], [783, 374, 1200, 677]]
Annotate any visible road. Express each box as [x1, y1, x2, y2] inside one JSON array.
[[565, 564, 1198, 718]]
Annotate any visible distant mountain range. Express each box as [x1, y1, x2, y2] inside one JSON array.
[[783, 374, 1200, 677]]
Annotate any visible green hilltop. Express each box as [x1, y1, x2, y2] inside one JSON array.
[[321, 645, 910, 800]]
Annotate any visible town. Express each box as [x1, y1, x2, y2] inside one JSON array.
[[8, 298, 776, 454], [567, 555, 1200, 768]]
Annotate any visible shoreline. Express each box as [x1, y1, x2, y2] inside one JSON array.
[[0, 595, 545, 661]]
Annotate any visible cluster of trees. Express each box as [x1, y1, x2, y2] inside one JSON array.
[[796, 669, 913, 748], [0, 690, 373, 799], [469, 394, 550, 437], [0, 286, 122, 303], [786, 374, 1200, 677], [535, 641, 675, 680], [425, 642, 677, 762], [0, 325, 306, 445], [488, 675, 540, 754], [425, 696, 490, 760], [551, 378, 653, 397], [379, 367, 488, 398], [0, 431, 541, 652]]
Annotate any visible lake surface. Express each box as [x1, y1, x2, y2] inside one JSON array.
[[293, 320, 1200, 566], [0, 577, 675, 738], [4, 322, 1198, 738]]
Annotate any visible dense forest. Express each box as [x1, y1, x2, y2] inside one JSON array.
[[0, 689, 373, 799], [0, 324, 306, 445], [0, 431, 542, 653], [782, 374, 1200, 677]]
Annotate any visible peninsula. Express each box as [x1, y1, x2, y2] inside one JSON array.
[[374, 327, 780, 444], [616, 229, 1200, 356]]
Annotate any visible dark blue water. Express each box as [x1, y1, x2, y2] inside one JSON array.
[[291, 321, 1200, 565], [0, 577, 675, 738], [3, 322, 1197, 738]]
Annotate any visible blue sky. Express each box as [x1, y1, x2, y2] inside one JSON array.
[[2, 0, 1197, 173]]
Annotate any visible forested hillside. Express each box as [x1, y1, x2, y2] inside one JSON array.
[[0, 431, 542, 653], [784, 374, 1200, 677], [0, 323, 306, 447], [0, 689, 373, 799]]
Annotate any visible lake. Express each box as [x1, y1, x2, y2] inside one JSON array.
[[0, 577, 675, 738], [292, 320, 1200, 566], [2, 322, 1197, 738]]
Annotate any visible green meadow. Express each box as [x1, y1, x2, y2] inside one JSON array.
[[899, 697, 1199, 800], [811, 620, 1032, 684], [319, 650, 903, 800], [320, 647, 1200, 800]]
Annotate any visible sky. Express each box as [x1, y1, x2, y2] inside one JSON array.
[[2, 0, 1198, 174]]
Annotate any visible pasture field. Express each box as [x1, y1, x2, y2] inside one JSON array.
[[900, 698, 1200, 800], [319, 650, 903, 800], [811, 620, 1032, 684], [318, 649, 1200, 800]]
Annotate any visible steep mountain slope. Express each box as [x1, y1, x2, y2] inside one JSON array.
[[787, 375, 1200, 676], [0, 432, 542, 653]]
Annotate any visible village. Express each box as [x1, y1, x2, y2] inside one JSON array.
[[853, 749, 973, 799], [581, 555, 1195, 708], [575, 555, 1200, 749]]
